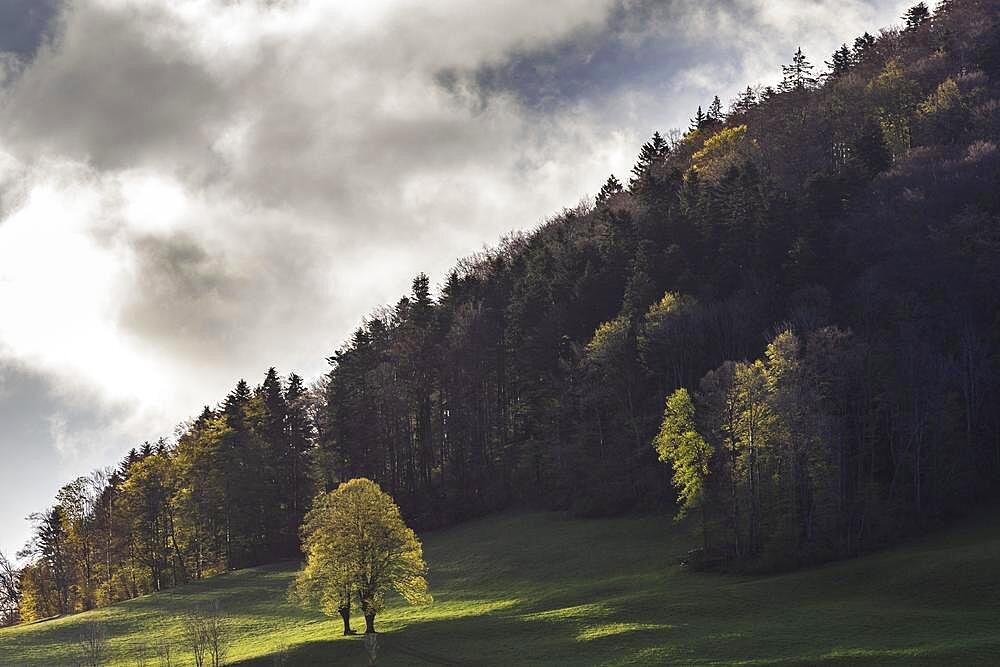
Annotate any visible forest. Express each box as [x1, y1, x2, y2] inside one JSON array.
[[2, 0, 999, 626]]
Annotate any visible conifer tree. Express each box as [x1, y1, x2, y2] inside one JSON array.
[[852, 32, 877, 63], [780, 47, 818, 92], [706, 96, 724, 125], [826, 44, 853, 77], [596, 174, 623, 205], [730, 87, 758, 116], [904, 2, 931, 30], [628, 132, 669, 193], [689, 106, 707, 132]]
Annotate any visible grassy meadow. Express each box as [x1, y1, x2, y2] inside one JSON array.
[[2, 509, 999, 666]]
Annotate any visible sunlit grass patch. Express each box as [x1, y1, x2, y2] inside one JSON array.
[[576, 622, 672, 641], [523, 603, 608, 622], [3, 509, 999, 665]]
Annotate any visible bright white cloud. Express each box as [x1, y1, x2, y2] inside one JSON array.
[[0, 0, 634, 462]]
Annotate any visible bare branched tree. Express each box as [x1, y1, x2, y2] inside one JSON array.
[[78, 621, 111, 667], [0, 551, 21, 627], [155, 637, 176, 666], [182, 613, 208, 667], [202, 603, 231, 667], [182, 603, 232, 667]]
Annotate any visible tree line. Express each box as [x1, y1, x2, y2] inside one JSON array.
[[11, 369, 314, 622], [4, 0, 1000, 624]]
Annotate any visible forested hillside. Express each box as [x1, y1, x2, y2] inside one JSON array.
[[4, 0, 1000, 625]]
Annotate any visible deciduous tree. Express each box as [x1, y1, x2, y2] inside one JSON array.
[[293, 479, 431, 634]]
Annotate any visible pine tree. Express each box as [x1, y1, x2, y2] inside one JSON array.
[[596, 174, 623, 205], [410, 273, 433, 328], [689, 106, 707, 132], [284, 372, 312, 553], [628, 132, 669, 193], [260, 367, 287, 556], [852, 32, 877, 63], [707, 96, 724, 125], [934, 0, 955, 15], [731, 87, 758, 116], [780, 47, 818, 92], [904, 2, 931, 30], [622, 241, 657, 320], [826, 44, 853, 77]]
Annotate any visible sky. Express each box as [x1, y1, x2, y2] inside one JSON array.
[[0, 0, 912, 556]]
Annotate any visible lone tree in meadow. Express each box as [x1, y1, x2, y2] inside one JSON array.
[[291, 478, 431, 635]]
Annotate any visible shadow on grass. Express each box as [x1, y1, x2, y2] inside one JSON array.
[[233, 637, 369, 666], [234, 563, 1000, 667]]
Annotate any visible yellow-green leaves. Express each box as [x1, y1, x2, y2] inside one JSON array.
[[867, 59, 918, 159], [653, 388, 713, 520], [690, 125, 758, 182], [919, 78, 961, 117], [292, 478, 431, 622]]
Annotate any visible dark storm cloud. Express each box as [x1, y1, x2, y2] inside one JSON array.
[[0, 0, 62, 60], [444, 0, 706, 111], [1, 2, 230, 172], [449, 0, 908, 120]]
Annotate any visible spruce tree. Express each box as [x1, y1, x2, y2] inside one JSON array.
[[628, 132, 668, 193], [904, 2, 931, 30], [707, 96, 724, 124], [780, 47, 818, 92], [826, 44, 853, 77], [852, 32, 877, 63], [596, 174, 624, 205], [731, 87, 758, 116], [689, 106, 707, 132]]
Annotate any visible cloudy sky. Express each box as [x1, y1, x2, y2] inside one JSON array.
[[0, 0, 910, 554]]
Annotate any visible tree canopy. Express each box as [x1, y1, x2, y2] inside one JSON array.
[[292, 478, 431, 634]]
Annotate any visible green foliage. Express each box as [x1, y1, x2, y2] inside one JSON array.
[[919, 78, 961, 116], [293, 479, 430, 631], [653, 389, 713, 519], [917, 78, 967, 142], [584, 316, 629, 363], [664, 329, 860, 566], [867, 59, 918, 159], [690, 124, 757, 181]]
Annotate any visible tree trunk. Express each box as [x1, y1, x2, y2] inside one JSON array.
[[364, 613, 376, 634], [339, 606, 354, 635]]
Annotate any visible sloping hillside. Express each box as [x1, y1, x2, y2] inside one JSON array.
[[3, 508, 999, 666], [13, 1, 1000, 628]]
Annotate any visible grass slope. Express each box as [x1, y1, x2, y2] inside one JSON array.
[[2, 509, 999, 666]]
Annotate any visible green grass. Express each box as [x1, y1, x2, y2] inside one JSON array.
[[3, 508, 1000, 666]]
